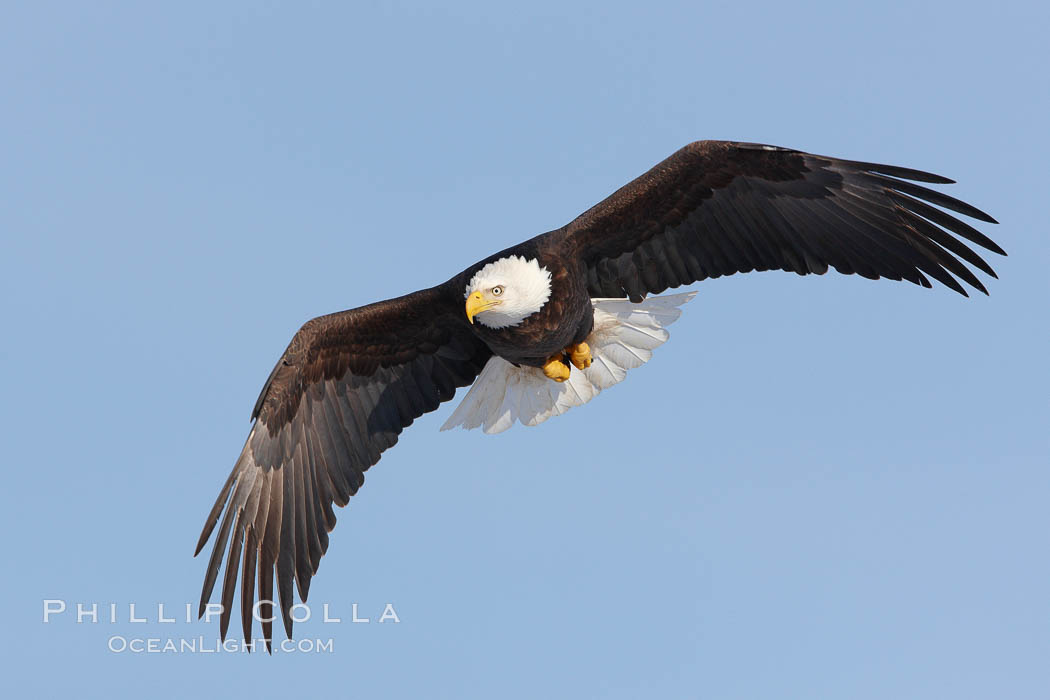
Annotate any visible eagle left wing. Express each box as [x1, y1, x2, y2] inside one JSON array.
[[549, 140, 1003, 300], [195, 285, 490, 650]]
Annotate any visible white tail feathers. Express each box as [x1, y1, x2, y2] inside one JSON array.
[[441, 292, 696, 434]]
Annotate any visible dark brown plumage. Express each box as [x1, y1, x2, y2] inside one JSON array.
[[195, 141, 1003, 650]]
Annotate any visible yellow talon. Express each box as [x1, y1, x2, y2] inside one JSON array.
[[542, 355, 571, 382], [567, 342, 592, 370]]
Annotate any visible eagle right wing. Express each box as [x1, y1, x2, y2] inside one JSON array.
[[194, 285, 491, 650]]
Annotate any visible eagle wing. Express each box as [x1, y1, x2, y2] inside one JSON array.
[[194, 285, 490, 649], [553, 141, 1003, 300]]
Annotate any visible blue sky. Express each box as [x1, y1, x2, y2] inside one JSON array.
[[3, 1, 1047, 697]]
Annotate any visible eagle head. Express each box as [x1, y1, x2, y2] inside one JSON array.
[[464, 255, 552, 329]]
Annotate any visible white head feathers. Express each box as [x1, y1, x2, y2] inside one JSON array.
[[465, 255, 552, 329]]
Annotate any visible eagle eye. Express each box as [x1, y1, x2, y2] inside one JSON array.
[[491, 286, 504, 296]]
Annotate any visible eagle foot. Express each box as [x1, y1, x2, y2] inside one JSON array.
[[542, 355, 571, 382], [567, 342, 592, 370]]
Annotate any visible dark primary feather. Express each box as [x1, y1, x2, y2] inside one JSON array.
[[195, 286, 491, 650], [551, 141, 1003, 301]]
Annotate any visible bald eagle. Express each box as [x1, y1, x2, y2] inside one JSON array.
[[195, 141, 1004, 648]]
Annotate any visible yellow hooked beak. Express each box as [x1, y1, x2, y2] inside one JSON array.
[[465, 290, 501, 324]]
